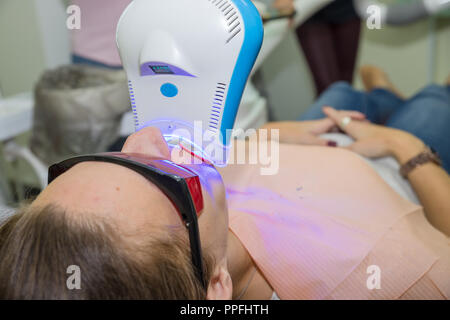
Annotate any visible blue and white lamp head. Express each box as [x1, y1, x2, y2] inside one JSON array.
[[116, 0, 263, 166]]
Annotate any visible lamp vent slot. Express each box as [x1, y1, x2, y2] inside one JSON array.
[[128, 80, 139, 128], [208, 0, 241, 43], [208, 83, 227, 132], [226, 27, 241, 43]]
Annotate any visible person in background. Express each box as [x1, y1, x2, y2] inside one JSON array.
[[275, 0, 362, 96]]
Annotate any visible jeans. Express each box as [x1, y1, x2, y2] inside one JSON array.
[[299, 82, 450, 173]]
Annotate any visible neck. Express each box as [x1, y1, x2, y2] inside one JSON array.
[[226, 230, 255, 299]]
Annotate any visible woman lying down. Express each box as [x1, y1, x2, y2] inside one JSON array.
[[0, 70, 449, 300]]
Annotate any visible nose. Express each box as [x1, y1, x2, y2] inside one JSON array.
[[121, 127, 171, 159]]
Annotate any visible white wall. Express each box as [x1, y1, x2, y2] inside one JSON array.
[[0, 0, 70, 98], [0, 0, 46, 97]]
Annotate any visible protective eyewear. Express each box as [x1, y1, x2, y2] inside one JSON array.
[[48, 152, 207, 288]]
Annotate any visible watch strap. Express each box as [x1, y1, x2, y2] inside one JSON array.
[[400, 147, 442, 178]]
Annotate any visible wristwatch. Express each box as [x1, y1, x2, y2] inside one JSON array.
[[400, 147, 442, 178]]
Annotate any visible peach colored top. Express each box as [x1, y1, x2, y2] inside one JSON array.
[[219, 144, 450, 300], [71, 0, 131, 66]]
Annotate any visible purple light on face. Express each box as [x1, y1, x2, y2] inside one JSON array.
[[140, 62, 196, 77]]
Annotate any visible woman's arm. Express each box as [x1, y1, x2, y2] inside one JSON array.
[[389, 132, 450, 236], [259, 110, 366, 145], [324, 106, 450, 236], [261, 121, 336, 146]]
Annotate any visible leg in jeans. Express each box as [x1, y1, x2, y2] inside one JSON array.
[[299, 81, 404, 124], [385, 85, 450, 173]]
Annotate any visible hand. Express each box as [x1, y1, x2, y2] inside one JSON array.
[[263, 110, 366, 146], [272, 0, 294, 12], [323, 106, 426, 161]]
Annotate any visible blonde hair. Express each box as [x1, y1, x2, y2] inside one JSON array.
[[0, 204, 214, 299]]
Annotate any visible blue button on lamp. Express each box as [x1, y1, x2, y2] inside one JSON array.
[[160, 83, 178, 98]]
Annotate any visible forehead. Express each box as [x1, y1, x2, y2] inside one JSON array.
[[33, 162, 184, 234]]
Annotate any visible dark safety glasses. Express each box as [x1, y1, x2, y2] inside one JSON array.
[[48, 152, 207, 288]]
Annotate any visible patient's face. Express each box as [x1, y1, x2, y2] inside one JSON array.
[[32, 127, 229, 263]]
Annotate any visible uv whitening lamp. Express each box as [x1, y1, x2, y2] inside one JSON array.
[[116, 0, 263, 166]]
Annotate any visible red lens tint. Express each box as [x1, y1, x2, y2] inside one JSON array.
[[185, 176, 204, 215]]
